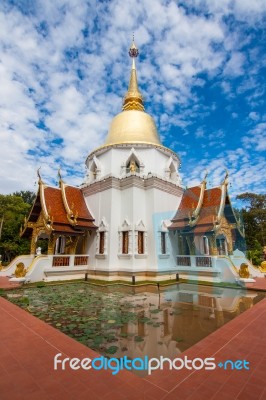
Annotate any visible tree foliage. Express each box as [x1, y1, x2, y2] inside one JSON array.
[[236, 192, 266, 264], [13, 190, 36, 205], [0, 192, 35, 263]]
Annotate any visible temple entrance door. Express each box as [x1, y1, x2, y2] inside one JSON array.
[[35, 232, 49, 255], [216, 235, 228, 255], [55, 236, 66, 254], [76, 235, 86, 254]]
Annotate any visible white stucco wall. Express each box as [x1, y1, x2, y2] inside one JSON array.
[[82, 143, 183, 273], [84, 145, 181, 186]]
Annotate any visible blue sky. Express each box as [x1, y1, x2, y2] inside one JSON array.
[[0, 0, 265, 200]]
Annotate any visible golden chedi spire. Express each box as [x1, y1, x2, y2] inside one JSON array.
[[122, 38, 144, 111], [104, 37, 161, 147]]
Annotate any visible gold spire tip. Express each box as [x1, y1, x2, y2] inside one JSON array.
[[129, 35, 139, 58], [123, 36, 144, 112]]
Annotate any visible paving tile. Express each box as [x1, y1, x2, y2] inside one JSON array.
[[237, 382, 265, 400], [1, 291, 266, 400]]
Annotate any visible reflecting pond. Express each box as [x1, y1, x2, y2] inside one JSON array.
[[6, 283, 265, 363]]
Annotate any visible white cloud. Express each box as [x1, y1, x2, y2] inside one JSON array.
[[249, 112, 260, 121], [242, 122, 266, 152], [223, 52, 245, 77], [0, 0, 265, 195]]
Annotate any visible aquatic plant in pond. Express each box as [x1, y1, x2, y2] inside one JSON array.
[[7, 284, 155, 357], [6, 283, 265, 364]]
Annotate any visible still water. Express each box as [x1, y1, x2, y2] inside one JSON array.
[[7, 282, 265, 364]]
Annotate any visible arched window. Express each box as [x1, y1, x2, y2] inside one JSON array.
[[138, 231, 144, 254], [158, 221, 169, 258], [99, 232, 105, 254], [122, 231, 129, 254], [96, 218, 108, 258], [135, 220, 147, 257], [55, 236, 66, 254], [89, 156, 101, 182], [216, 235, 228, 255], [118, 219, 132, 257], [126, 159, 140, 174], [161, 232, 166, 255], [122, 148, 144, 176], [165, 157, 178, 181]]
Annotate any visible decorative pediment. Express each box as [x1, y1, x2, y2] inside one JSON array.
[[122, 148, 145, 175], [99, 217, 108, 231], [160, 220, 169, 232], [120, 218, 132, 231], [165, 157, 177, 181], [135, 219, 146, 231], [88, 155, 102, 181]]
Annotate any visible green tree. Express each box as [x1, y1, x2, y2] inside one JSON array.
[[0, 194, 32, 263], [236, 192, 266, 264], [13, 191, 36, 205]]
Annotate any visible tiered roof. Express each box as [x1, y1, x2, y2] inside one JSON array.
[[21, 177, 97, 238], [169, 173, 241, 235]]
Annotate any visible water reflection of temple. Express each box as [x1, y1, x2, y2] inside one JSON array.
[[104, 285, 264, 363]]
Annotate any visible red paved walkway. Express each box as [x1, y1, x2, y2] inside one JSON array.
[[0, 291, 266, 399], [245, 277, 266, 291], [0, 277, 22, 289]]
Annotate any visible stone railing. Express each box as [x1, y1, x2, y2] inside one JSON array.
[[176, 256, 191, 266], [52, 255, 89, 268], [176, 255, 213, 268], [196, 256, 212, 267]]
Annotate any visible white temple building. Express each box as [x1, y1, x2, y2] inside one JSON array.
[[1, 40, 264, 285]]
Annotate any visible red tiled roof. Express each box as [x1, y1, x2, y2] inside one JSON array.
[[171, 185, 201, 223], [44, 187, 69, 225], [169, 185, 222, 232], [44, 185, 97, 230], [178, 186, 201, 211], [21, 182, 97, 238], [201, 187, 221, 208], [64, 185, 94, 221], [52, 223, 85, 234], [194, 188, 222, 229]]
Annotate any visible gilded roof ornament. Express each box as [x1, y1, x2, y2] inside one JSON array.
[[37, 167, 43, 185], [222, 169, 229, 186], [122, 36, 144, 111], [58, 167, 63, 187], [202, 170, 208, 184], [103, 35, 162, 147], [128, 34, 139, 58]]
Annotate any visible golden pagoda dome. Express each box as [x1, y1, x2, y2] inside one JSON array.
[[104, 39, 161, 146]]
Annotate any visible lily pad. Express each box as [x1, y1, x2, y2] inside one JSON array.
[[105, 346, 118, 354], [175, 337, 184, 342], [134, 336, 144, 342]]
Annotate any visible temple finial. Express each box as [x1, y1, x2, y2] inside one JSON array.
[[202, 170, 208, 184], [122, 36, 144, 111], [222, 169, 229, 186], [58, 167, 63, 186], [37, 167, 42, 184], [128, 34, 139, 59]]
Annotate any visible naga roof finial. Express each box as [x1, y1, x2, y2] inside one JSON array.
[[58, 167, 63, 185], [37, 167, 42, 184]]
